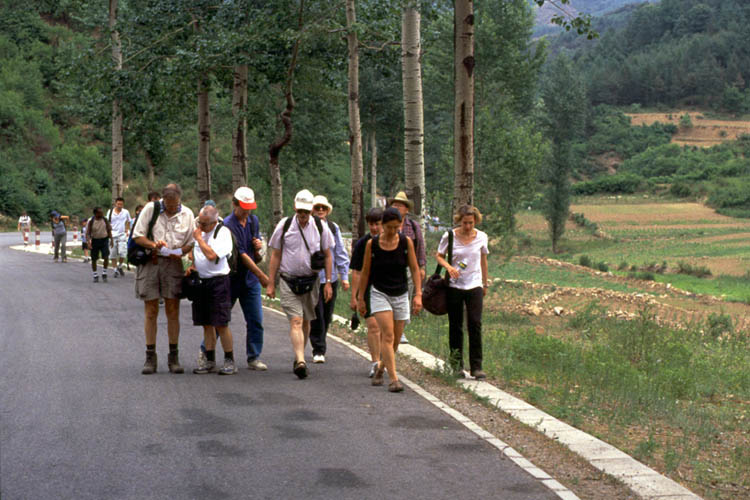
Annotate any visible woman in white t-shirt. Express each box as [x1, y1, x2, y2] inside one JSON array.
[[435, 205, 489, 379]]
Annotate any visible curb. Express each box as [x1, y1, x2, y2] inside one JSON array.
[[328, 312, 701, 500]]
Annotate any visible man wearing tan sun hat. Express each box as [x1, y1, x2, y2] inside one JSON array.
[[388, 191, 426, 344], [309, 194, 350, 363]]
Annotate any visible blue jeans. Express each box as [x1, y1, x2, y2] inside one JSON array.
[[200, 280, 264, 361]]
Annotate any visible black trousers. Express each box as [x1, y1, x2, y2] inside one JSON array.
[[446, 286, 483, 372], [309, 280, 339, 355]]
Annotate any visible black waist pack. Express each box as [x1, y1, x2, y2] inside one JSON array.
[[282, 274, 317, 295], [310, 250, 326, 271]]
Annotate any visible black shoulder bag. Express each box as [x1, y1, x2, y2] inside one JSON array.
[[422, 229, 453, 315]]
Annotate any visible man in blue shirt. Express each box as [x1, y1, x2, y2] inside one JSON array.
[[199, 187, 270, 370]]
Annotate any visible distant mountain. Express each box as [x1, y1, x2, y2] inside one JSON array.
[[532, 0, 658, 37]]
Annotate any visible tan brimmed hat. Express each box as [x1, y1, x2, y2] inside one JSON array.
[[387, 191, 413, 210], [312, 195, 333, 213]]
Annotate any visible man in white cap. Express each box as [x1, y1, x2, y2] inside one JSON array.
[[309, 194, 350, 363], [267, 189, 335, 379], [198, 186, 271, 371]]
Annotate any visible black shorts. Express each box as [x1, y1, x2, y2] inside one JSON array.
[[192, 274, 232, 327], [81, 241, 87, 252], [90, 238, 110, 261]]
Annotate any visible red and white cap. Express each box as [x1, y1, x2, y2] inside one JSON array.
[[234, 187, 256, 210]]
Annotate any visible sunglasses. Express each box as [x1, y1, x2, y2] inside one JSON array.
[[296, 209, 311, 215], [313, 205, 328, 211]]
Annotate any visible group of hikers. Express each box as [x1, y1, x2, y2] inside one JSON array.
[[22, 183, 491, 391]]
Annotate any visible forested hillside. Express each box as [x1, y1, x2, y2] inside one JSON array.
[[561, 0, 750, 111]]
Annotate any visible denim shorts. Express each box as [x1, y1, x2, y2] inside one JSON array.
[[369, 286, 410, 322]]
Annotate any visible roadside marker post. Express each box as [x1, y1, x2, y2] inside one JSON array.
[[73, 226, 78, 243], [35, 229, 40, 248], [23, 229, 29, 246]]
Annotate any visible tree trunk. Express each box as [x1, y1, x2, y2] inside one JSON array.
[[453, 0, 475, 210], [197, 78, 212, 205], [347, 0, 365, 240], [370, 128, 378, 208], [144, 150, 155, 191], [402, 4, 425, 227], [268, 0, 305, 225], [109, 0, 123, 203], [231, 64, 248, 190]]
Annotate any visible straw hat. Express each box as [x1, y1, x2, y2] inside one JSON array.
[[387, 191, 413, 210]]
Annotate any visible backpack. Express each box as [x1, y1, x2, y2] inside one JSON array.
[[127, 201, 161, 266], [213, 221, 239, 275]]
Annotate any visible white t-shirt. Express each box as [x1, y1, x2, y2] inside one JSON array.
[[437, 229, 489, 290], [268, 215, 334, 277], [18, 215, 31, 228], [107, 208, 131, 237], [194, 225, 232, 278]]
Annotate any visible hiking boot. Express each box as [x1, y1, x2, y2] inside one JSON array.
[[368, 361, 379, 378], [293, 360, 308, 379], [193, 354, 216, 374], [247, 359, 268, 371], [93, 275, 99, 283], [313, 354, 325, 364], [218, 359, 238, 376], [471, 369, 487, 380], [142, 351, 157, 375], [388, 380, 404, 393], [102, 273, 107, 283], [168, 352, 184, 374], [113, 270, 119, 278]]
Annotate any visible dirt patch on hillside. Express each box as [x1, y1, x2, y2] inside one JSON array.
[[627, 111, 750, 147]]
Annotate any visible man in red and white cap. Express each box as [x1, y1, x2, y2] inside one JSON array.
[[197, 186, 271, 373]]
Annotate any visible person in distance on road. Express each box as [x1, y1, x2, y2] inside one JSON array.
[[188, 205, 237, 375], [106, 197, 131, 278], [86, 207, 113, 282], [266, 189, 335, 379], [132, 184, 195, 375], [50, 211, 69, 263], [435, 205, 489, 380], [357, 207, 422, 393], [308, 194, 350, 364], [17, 210, 32, 245], [80, 217, 90, 262], [349, 206, 383, 378]]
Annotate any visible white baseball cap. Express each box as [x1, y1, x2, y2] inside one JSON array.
[[294, 189, 314, 211], [234, 187, 256, 210]]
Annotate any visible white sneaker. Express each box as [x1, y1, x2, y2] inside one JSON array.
[[313, 354, 326, 364], [247, 359, 268, 371], [400, 334, 409, 344], [368, 361, 379, 378]]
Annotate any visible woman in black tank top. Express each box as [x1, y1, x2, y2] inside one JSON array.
[[356, 207, 422, 393]]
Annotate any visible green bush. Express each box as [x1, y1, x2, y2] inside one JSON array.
[[676, 261, 712, 278], [572, 173, 643, 195], [597, 261, 609, 272], [579, 255, 593, 268]]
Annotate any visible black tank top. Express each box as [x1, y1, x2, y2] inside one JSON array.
[[370, 233, 409, 296]]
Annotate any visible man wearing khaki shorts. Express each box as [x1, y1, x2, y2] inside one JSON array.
[[132, 185, 195, 374], [266, 189, 334, 379]]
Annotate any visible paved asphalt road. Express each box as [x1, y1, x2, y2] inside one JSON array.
[[0, 232, 556, 500]]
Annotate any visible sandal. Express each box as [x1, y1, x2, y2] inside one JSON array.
[[371, 363, 384, 386], [293, 360, 308, 379], [388, 380, 404, 393]]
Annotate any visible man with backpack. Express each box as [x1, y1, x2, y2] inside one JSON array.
[[197, 187, 271, 371], [87, 207, 113, 282], [266, 189, 335, 379], [132, 185, 195, 375], [106, 197, 131, 277]]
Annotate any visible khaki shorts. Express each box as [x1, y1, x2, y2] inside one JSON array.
[[279, 276, 319, 321], [135, 257, 184, 301]]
